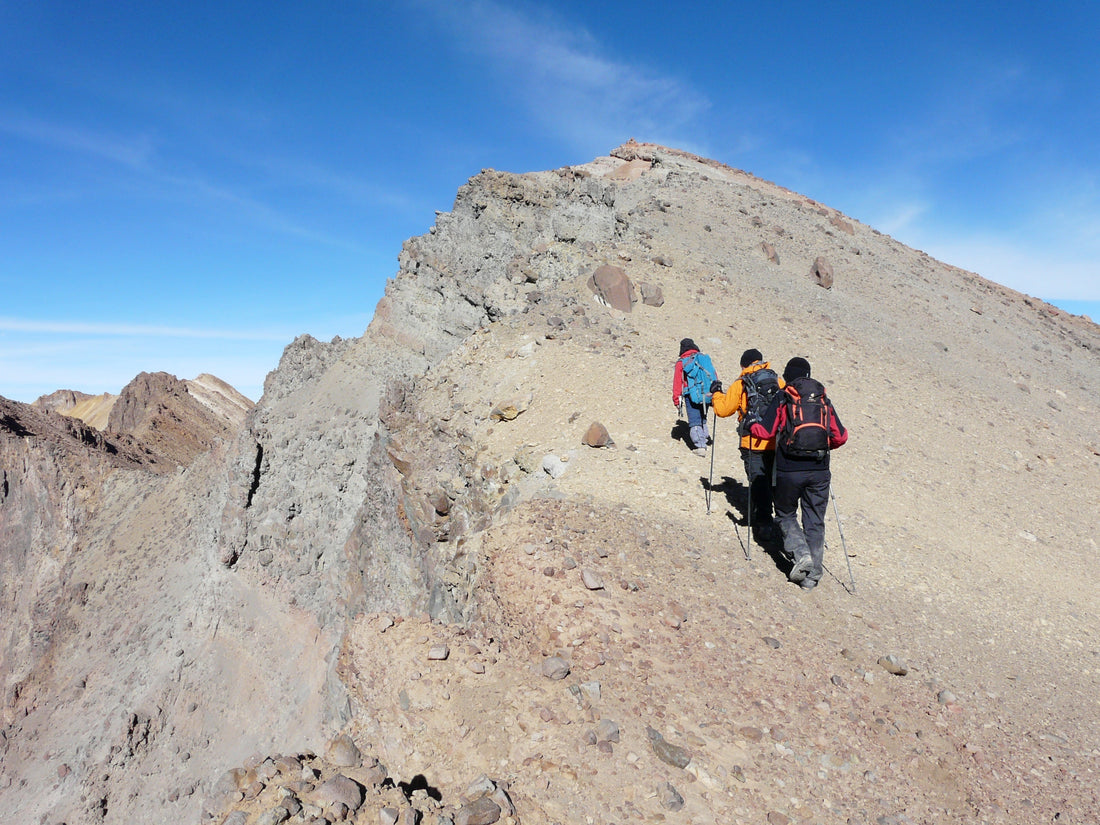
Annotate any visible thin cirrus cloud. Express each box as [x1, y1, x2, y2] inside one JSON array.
[[419, 0, 709, 148], [0, 111, 156, 169], [1, 110, 361, 250], [0, 317, 290, 341]]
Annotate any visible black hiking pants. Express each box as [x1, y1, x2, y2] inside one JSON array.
[[740, 447, 775, 526], [773, 467, 830, 585]]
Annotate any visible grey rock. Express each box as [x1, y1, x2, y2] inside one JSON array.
[[541, 455, 567, 478], [315, 774, 365, 812], [490, 785, 515, 816], [639, 281, 664, 307], [596, 719, 620, 742], [878, 654, 909, 676], [581, 569, 605, 590], [646, 726, 691, 768], [464, 775, 497, 798], [325, 734, 362, 767], [540, 656, 571, 680], [657, 780, 684, 811], [257, 806, 291, 825], [454, 795, 502, 825], [427, 644, 450, 661]]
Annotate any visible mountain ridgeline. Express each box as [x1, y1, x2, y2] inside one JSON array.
[[1, 142, 1097, 824]]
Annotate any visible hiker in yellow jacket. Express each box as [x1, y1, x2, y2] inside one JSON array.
[[710, 349, 784, 541]]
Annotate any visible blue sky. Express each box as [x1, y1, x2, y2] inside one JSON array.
[[2, 1, 1097, 403]]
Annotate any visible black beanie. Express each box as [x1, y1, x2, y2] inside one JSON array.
[[679, 338, 697, 355], [740, 348, 763, 368], [783, 357, 811, 381]]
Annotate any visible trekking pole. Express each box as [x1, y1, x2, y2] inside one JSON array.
[[706, 407, 717, 514], [744, 469, 753, 560], [830, 488, 856, 594]]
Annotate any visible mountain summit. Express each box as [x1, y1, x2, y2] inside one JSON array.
[[1, 142, 1097, 824]]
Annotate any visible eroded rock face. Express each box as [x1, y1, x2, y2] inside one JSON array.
[[0, 397, 164, 729]]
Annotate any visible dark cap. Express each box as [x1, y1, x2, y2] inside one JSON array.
[[783, 357, 812, 381], [679, 338, 697, 355], [740, 348, 763, 368]]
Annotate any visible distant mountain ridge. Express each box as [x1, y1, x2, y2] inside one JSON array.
[[30, 371, 253, 466]]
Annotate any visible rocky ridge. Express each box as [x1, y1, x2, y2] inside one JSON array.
[[1, 141, 1098, 824]]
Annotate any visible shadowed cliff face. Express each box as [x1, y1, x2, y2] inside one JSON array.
[[2, 142, 1098, 824]]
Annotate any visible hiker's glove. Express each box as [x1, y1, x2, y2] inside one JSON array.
[[710, 380, 722, 394]]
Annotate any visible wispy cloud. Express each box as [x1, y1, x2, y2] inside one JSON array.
[[417, 0, 709, 149], [0, 318, 290, 341], [0, 112, 160, 172], [0, 110, 361, 250]]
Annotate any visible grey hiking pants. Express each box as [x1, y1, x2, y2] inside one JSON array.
[[773, 468, 830, 585], [685, 400, 709, 450]]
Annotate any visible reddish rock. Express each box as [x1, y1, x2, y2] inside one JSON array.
[[810, 256, 834, 288], [582, 421, 614, 448], [587, 265, 637, 312]]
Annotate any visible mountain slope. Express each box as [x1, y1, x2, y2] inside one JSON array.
[[1, 142, 1097, 824]]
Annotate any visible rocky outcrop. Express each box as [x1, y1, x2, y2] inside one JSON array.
[[31, 388, 94, 414], [32, 389, 117, 430], [108, 371, 250, 467]]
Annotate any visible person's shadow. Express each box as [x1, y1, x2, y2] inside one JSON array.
[[670, 420, 694, 450], [702, 473, 792, 577]]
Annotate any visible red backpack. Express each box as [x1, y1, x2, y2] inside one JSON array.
[[780, 378, 831, 458]]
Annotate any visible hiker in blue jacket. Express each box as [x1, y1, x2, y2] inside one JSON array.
[[672, 338, 717, 456]]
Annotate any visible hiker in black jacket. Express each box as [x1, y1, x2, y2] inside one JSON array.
[[750, 357, 848, 590]]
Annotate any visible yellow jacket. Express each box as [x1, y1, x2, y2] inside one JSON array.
[[711, 361, 785, 451]]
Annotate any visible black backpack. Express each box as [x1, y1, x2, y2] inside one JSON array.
[[738, 367, 780, 436], [779, 377, 831, 458]]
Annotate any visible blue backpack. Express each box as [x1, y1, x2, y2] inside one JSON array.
[[680, 353, 716, 406]]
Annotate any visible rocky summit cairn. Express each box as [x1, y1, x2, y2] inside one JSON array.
[[1, 142, 1098, 824]]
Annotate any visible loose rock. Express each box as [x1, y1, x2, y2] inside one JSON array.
[[646, 726, 691, 768], [878, 654, 909, 676], [540, 657, 570, 680], [810, 256, 834, 288], [325, 734, 363, 768], [657, 781, 684, 811], [582, 421, 614, 448], [454, 795, 501, 825]]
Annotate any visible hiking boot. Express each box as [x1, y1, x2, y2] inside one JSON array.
[[693, 447, 708, 457], [789, 555, 813, 584], [800, 578, 818, 591]]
